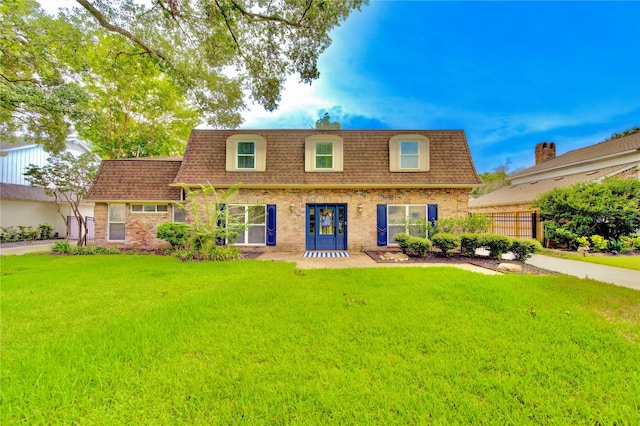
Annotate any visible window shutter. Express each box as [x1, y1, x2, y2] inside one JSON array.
[[216, 204, 226, 246], [428, 204, 438, 227], [266, 204, 277, 246], [377, 204, 387, 246]]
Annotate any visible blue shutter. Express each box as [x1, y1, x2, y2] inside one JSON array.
[[428, 204, 438, 227], [266, 204, 277, 246], [216, 203, 227, 246], [377, 204, 387, 246]]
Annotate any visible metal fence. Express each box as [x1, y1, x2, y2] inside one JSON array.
[[478, 212, 542, 240], [67, 216, 95, 245]]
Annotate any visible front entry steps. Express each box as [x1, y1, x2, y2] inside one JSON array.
[[303, 251, 350, 258]]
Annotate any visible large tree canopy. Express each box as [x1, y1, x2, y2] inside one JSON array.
[[1, 0, 365, 155]]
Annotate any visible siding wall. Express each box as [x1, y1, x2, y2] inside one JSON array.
[[0, 145, 47, 185]]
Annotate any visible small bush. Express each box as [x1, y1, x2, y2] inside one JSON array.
[[510, 238, 542, 262], [431, 233, 460, 257], [393, 233, 431, 257], [36, 223, 54, 240], [156, 222, 192, 248], [51, 241, 73, 254], [590, 235, 608, 252], [460, 233, 482, 257], [479, 234, 512, 260], [202, 244, 241, 261], [393, 233, 410, 251], [431, 214, 492, 236], [620, 235, 640, 251], [575, 236, 590, 248]]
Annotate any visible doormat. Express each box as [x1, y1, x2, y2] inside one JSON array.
[[303, 252, 350, 258]]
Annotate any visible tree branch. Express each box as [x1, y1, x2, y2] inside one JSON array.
[[215, 0, 242, 55], [75, 0, 167, 60], [229, 0, 308, 28]]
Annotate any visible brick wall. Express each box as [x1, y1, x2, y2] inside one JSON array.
[[93, 187, 471, 251]]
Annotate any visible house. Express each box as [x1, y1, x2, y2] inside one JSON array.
[[86, 130, 481, 251], [0, 136, 95, 238], [468, 132, 640, 239]]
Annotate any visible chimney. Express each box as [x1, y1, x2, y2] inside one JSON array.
[[535, 142, 556, 164]]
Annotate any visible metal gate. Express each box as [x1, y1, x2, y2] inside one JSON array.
[[67, 216, 95, 244]]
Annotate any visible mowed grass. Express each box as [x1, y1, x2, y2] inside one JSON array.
[[542, 250, 640, 271], [2, 255, 639, 425]]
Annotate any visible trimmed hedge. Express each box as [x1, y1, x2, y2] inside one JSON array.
[[431, 233, 460, 257], [394, 233, 431, 257], [460, 233, 482, 257], [479, 234, 512, 260], [510, 238, 543, 262]]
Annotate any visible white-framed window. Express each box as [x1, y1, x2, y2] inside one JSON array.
[[388, 204, 429, 243], [389, 134, 429, 172], [173, 204, 186, 223], [130, 204, 169, 213], [305, 135, 343, 172], [400, 141, 419, 169], [228, 204, 266, 245], [108, 204, 126, 241], [236, 141, 256, 169], [226, 134, 267, 172]]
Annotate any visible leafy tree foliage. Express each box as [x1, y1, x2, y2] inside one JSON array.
[[2, 0, 365, 156], [315, 112, 340, 129], [471, 160, 512, 197], [0, 0, 87, 152], [532, 177, 640, 246], [605, 126, 640, 141], [23, 152, 100, 246]]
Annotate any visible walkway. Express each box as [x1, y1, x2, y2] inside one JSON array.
[[257, 251, 499, 274], [0, 241, 55, 255], [527, 254, 640, 290]]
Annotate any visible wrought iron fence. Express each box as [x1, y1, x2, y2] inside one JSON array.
[[477, 212, 542, 240]]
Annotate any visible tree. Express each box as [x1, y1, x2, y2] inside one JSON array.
[[315, 112, 340, 129], [0, 0, 87, 152], [471, 160, 512, 197], [74, 32, 201, 158], [2, 1, 365, 155], [605, 126, 640, 141], [24, 152, 100, 246], [532, 177, 640, 247]]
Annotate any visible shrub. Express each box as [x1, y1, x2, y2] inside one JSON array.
[[620, 235, 640, 251], [156, 222, 191, 248], [36, 223, 54, 240], [51, 241, 73, 254], [431, 233, 460, 257], [479, 234, 512, 260], [590, 235, 608, 252], [460, 233, 482, 257], [393, 233, 410, 251], [575, 236, 590, 247], [510, 238, 542, 262], [431, 214, 492, 236], [201, 244, 241, 261]]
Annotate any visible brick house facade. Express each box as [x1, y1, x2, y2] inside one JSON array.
[[86, 130, 480, 251]]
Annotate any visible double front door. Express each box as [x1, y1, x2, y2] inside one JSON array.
[[306, 204, 347, 250]]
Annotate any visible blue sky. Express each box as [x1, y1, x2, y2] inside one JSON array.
[[42, 1, 640, 173], [242, 1, 640, 173]]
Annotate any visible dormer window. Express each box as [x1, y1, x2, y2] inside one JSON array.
[[226, 134, 266, 172], [237, 141, 255, 169], [389, 134, 429, 172], [305, 135, 343, 172]]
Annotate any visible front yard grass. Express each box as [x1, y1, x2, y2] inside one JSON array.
[[542, 249, 640, 271], [2, 255, 639, 424]]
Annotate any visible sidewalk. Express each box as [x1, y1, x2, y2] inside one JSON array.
[[0, 241, 55, 255], [257, 251, 499, 275], [527, 254, 640, 290]]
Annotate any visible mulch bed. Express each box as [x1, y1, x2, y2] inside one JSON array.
[[365, 250, 558, 275]]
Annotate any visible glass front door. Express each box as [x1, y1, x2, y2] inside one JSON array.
[[306, 204, 347, 250]]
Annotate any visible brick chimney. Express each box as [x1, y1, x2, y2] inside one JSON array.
[[535, 142, 556, 164]]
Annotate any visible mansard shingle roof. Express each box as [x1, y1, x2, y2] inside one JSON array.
[[173, 129, 480, 187], [86, 157, 183, 201]]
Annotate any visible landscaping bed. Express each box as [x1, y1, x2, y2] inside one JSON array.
[[366, 250, 558, 275]]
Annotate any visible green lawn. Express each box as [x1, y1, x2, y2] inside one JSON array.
[[542, 250, 640, 271], [2, 255, 639, 424]]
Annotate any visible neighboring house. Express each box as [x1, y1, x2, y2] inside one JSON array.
[[469, 132, 640, 239], [86, 130, 481, 251], [0, 136, 95, 238]]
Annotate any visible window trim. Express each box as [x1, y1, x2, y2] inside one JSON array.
[[108, 204, 126, 241], [236, 140, 256, 170], [130, 204, 169, 213], [387, 204, 429, 244], [172, 204, 186, 223], [226, 134, 267, 172], [305, 134, 343, 172], [389, 134, 429, 172]]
